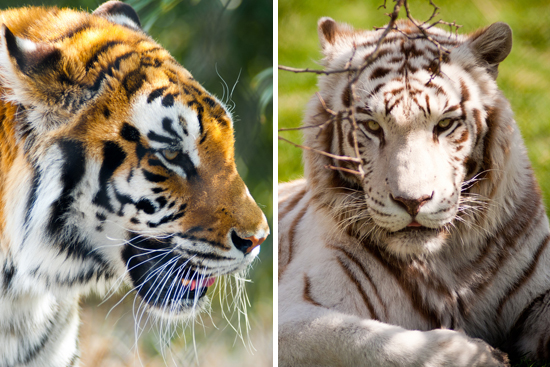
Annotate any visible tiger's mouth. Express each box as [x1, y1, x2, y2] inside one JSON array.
[[121, 237, 218, 314]]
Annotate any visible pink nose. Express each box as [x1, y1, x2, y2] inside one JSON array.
[[244, 235, 266, 253], [390, 192, 434, 217]]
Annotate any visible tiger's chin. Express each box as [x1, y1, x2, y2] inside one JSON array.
[[378, 226, 449, 258], [143, 290, 212, 321]]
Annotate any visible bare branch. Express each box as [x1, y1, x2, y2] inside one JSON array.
[[278, 136, 362, 164], [325, 165, 363, 176], [315, 92, 338, 116], [278, 65, 350, 76]]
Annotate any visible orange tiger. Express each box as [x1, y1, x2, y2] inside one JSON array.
[[279, 17, 550, 366], [0, 2, 269, 366]]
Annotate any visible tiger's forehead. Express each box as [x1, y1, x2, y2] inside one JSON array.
[[323, 26, 475, 123]]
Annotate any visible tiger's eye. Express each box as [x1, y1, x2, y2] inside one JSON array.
[[367, 120, 380, 131], [162, 150, 179, 160], [438, 119, 451, 129]]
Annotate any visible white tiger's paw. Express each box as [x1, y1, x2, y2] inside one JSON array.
[[440, 330, 510, 367], [427, 330, 510, 367], [471, 339, 510, 367]]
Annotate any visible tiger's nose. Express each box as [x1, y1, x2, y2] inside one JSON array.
[[231, 230, 267, 254], [390, 192, 434, 217]]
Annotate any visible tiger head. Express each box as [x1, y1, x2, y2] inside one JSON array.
[[0, 1, 268, 318], [304, 18, 517, 258]]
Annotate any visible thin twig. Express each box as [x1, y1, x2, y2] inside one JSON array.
[[325, 165, 363, 176], [278, 136, 361, 163], [278, 65, 351, 76]]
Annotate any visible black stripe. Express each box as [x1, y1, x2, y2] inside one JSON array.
[[47, 140, 86, 236], [114, 188, 133, 216], [176, 230, 232, 251], [85, 40, 124, 71], [122, 68, 146, 99], [103, 106, 111, 119], [93, 141, 126, 212], [148, 158, 163, 167], [120, 123, 141, 143], [187, 100, 204, 135], [170, 153, 198, 179], [147, 203, 187, 228], [203, 96, 217, 108], [141, 55, 162, 68], [2, 262, 15, 290], [89, 51, 136, 93], [178, 115, 189, 135], [199, 133, 207, 144], [147, 86, 168, 103], [162, 117, 179, 138], [147, 131, 176, 144], [162, 93, 176, 107], [142, 169, 168, 183], [136, 199, 156, 214], [147, 210, 186, 228], [51, 22, 92, 42], [184, 250, 234, 261], [155, 196, 167, 209], [24, 170, 41, 228]]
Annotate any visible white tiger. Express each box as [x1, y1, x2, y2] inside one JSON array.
[[278, 17, 550, 366]]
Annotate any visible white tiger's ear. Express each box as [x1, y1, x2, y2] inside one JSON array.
[[93, 1, 142, 31], [318, 17, 354, 55], [467, 22, 512, 79]]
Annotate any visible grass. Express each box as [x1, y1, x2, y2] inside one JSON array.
[[278, 0, 550, 365]]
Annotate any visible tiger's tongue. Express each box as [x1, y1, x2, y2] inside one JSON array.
[[183, 277, 216, 291]]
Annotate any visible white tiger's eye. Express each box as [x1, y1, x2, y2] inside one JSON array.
[[367, 120, 380, 131], [437, 119, 452, 130], [162, 149, 179, 160]]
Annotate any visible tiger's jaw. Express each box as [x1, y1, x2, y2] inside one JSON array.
[[363, 190, 458, 257], [120, 233, 261, 318], [378, 225, 450, 258], [122, 242, 211, 317]]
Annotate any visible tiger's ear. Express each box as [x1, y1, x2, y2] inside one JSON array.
[[467, 22, 512, 79], [0, 24, 61, 75], [318, 17, 354, 56], [0, 24, 61, 103], [93, 1, 142, 31], [0, 24, 75, 133]]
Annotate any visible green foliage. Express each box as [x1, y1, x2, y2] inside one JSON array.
[[279, 1, 550, 366]]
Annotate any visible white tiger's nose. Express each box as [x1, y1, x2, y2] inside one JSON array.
[[390, 192, 434, 217]]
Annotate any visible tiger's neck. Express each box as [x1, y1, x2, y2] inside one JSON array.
[[0, 99, 82, 367], [0, 289, 81, 367]]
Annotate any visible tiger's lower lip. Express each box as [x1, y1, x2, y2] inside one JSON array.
[[397, 225, 434, 233]]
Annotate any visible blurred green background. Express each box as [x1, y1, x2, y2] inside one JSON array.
[[279, 1, 550, 366], [1, 0, 272, 366]]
